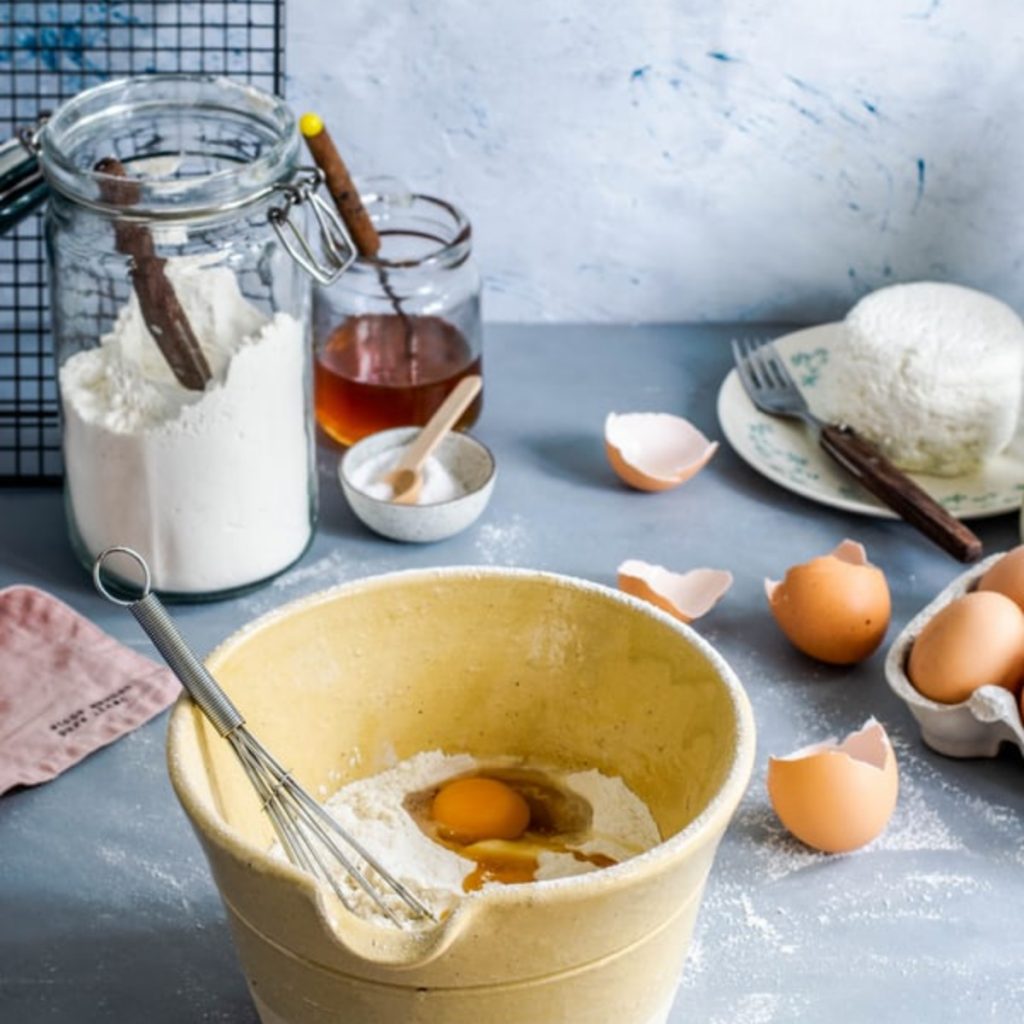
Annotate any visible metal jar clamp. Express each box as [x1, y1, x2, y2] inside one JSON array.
[[1, 116, 354, 286], [0, 115, 48, 234], [268, 167, 355, 284]]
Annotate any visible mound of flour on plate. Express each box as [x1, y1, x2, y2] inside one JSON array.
[[823, 282, 1024, 476]]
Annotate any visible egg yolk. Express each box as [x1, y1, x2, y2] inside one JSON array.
[[431, 777, 531, 843]]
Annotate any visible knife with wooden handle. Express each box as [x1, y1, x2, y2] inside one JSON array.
[[731, 337, 985, 563], [819, 424, 983, 563]]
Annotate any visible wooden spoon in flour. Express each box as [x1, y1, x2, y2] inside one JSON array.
[[94, 157, 212, 391]]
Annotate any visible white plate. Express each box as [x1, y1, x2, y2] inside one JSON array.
[[716, 323, 1024, 520]]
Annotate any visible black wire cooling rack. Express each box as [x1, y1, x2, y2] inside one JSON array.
[[0, 1, 286, 484]]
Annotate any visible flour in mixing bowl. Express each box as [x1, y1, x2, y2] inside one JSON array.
[[270, 750, 661, 925]]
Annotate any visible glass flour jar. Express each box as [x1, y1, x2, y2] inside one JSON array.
[[33, 75, 351, 599]]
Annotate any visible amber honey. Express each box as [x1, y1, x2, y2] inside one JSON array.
[[315, 313, 482, 446]]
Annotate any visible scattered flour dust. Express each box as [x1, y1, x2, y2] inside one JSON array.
[[253, 513, 533, 614], [708, 994, 790, 1024], [269, 548, 360, 593], [474, 514, 529, 564], [676, 701, 1021, 1023], [270, 750, 660, 926]]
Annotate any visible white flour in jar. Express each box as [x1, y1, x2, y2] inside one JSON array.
[[60, 258, 312, 594]]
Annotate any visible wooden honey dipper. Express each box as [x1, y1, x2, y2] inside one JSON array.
[[299, 113, 415, 353], [94, 157, 212, 391]]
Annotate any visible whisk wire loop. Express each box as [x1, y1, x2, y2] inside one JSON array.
[[93, 546, 435, 926]]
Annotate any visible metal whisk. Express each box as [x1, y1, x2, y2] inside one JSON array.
[[93, 546, 434, 927]]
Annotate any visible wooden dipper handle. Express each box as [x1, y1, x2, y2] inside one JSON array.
[[94, 157, 212, 392], [819, 424, 983, 563], [299, 113, 380, 258]]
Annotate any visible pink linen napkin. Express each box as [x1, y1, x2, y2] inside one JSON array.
[[0, 585, 180, 795]]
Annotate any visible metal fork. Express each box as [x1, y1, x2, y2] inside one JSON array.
[[731, 338, 983, 563]]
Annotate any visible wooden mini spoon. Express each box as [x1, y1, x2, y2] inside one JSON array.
[[378, 375, 483, 504]]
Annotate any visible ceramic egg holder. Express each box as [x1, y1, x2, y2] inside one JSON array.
[[885, 552, 1024, 758]]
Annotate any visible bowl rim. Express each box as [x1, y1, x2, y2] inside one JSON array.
[[166, 565, 756, 915], [339, 427, 497, 510]]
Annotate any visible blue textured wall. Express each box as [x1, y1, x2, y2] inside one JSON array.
[[288, 0, 1024, 323]]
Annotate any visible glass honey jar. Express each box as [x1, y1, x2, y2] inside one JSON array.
[[312, 188, 483, 446]]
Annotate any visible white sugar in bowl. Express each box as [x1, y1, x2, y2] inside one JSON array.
[[339, 427, 496, 543]]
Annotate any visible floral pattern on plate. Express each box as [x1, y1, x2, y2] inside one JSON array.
[[716, 323, 1024, 520]]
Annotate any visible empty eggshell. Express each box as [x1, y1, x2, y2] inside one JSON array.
[[618, 559, 733, 624], [977, 545, 1024, 611], [605, 412, 718, 492], [766, 539, 891, 665], [906, 590, 1024, 705], [767, 718, 899, 854]]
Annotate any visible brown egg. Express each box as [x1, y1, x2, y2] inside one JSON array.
[[617, 559, 732, 624], [907, 591, 1024, 704], [767, 719, 898, 854], [977, 547, 1024, 611], [765, 540, 891, 665], [604, 412, 717, 492]]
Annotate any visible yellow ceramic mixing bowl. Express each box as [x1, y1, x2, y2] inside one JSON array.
[[167, 568, 755, 1024]]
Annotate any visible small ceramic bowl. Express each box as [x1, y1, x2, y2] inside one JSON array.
[[339, 427, 496, 543]]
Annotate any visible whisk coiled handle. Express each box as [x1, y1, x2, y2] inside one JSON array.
[[92, 547, 244, 737]]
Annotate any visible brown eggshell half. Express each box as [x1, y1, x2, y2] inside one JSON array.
[[618, 560, 733, 624], [767, 718, 899, 854], [765, 539, 891, 665], [605, 412, 718, 492]]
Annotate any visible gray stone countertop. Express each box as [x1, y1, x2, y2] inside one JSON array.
[[1, 324, 1022, 1023]]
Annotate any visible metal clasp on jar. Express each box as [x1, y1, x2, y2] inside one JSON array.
[[0, 113, 49, 234], [268, 166, 356, 285]]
